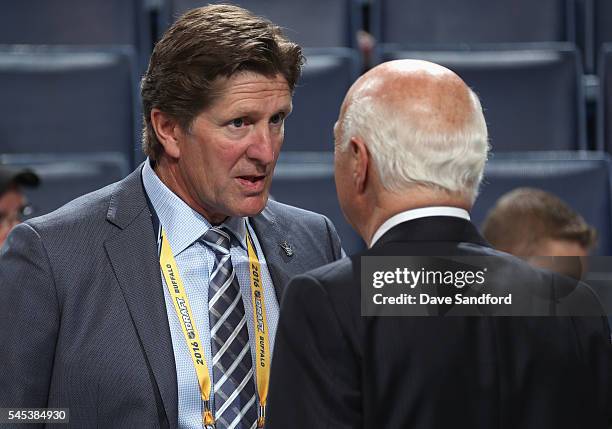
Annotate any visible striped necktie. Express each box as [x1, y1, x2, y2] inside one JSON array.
[[202, 227, 258, 429]]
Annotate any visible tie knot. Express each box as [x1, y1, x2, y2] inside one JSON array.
[[201, 227, 231, 254]]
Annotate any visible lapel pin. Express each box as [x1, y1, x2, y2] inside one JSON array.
[[280, 241, 294, 257]]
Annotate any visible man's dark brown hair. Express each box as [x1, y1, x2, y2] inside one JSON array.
[[140, 4, 304, 160], [481, 187, 597, 255]]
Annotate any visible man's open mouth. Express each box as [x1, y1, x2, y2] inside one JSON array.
[[238, 175, 265, 183]]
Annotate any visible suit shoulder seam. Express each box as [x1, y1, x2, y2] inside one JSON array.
[[24, 222, 61, 312]]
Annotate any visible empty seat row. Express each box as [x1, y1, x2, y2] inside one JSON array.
[[0, 45, 358, 160], [165, 0, 612, 75], [0, 1, 585, 49], [1, 1, 612, 65], [0, 0, 359, 52], [373, 0, 611, 74], [0, 45, 138, 167], [372, 0, 575, 47], [160, 0, 361, 49], [383, 44, 586, 152], [7, 44, 612, 159], [296, 44, 612, 154], [272, 151, 612, 256], [0, 0, 152, 72]]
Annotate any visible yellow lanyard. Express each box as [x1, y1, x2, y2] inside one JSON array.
[[159, 222, 271, 428], [246, 230, 271, 427]]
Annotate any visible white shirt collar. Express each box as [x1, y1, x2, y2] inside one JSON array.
[[369, 206, 471, 248], [141, 158, 247, 255]]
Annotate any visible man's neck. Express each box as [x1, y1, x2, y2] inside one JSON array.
[[362, 189, 471, 246]]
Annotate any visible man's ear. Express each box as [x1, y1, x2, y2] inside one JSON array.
[[350, 137, 369, 193], [150, 108, 182, 159]]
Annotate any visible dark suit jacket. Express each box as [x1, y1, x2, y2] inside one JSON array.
[[0, 165, 343, 428], [267, 216, 612, 429]]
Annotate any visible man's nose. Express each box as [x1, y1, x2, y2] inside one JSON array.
[[246, 124, 276, 165]]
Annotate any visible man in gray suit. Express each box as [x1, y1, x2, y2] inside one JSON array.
[[0, 5, 342, 428]]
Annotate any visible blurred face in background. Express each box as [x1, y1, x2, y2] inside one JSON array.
[[0, 186, 27, 246], [534, 238, 590, 259], [527, 239, 590, 280]]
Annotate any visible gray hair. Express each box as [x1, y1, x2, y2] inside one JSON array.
[[338, 88, 489, 202]]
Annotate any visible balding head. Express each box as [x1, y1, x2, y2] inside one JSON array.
[[336, 59, 489, 202]]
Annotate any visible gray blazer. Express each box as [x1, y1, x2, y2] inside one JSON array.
[[0, 166, 343, 428]]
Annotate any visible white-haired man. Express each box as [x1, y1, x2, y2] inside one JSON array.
[[266, 60, 612, 428]]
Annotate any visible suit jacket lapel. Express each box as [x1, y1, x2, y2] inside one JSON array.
[[250, 205, 310, 302], [104, 167, 178, 428]]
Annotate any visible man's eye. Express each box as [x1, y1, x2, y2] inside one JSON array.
[[230, 118, 244, 128], [270, 113, 285, 125]]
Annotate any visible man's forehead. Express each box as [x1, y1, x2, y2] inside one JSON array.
[[208, 71, 292, 113], [217, 72, 290, 96]]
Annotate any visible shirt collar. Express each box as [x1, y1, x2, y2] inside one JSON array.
[[142, 158, 247, 255], [369, 206, 471, 248]]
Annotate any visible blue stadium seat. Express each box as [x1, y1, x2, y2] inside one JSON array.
[[0, 0, 151, 71], [573, 0, 612, 74], [598, 44, 612, 152], [472, 152, 612, 255], [284, 48, 360, 152], [160, 0, 361, 48], [382, 44, 586, 152], [371, 0, 575, 47], [594, 0, 612, 71], [574, 0, 594, 72], [0, 46, 138, 165], [0, 153, 130, 217], [271, 152, 365, 255]]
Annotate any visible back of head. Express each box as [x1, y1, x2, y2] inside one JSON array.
[[140, 4, 303, 161], [336, 59, 489, 203], [482, 187, 597, 256]]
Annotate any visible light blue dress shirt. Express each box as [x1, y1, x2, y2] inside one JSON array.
[[142, 160, 280, 429]]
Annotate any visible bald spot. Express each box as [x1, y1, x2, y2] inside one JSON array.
[[344, 60, 475, 134]]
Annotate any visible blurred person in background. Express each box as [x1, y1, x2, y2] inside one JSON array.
[[482, 187, 597, 279], [0, 5, 342, 428], [0, 165, 38, 246]]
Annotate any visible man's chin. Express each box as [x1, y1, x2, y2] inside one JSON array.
[[233, 194, 269, 218]]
